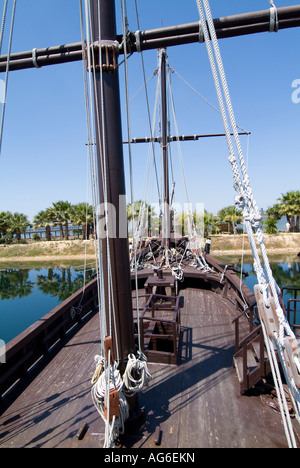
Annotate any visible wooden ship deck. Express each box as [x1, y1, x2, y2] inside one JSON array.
[[0, 257, 299, 449], [1, 0, 300, 451]]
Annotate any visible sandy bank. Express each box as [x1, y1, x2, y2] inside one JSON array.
[[0, 234, 299, 262]]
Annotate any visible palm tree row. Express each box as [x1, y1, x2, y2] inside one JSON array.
[[0, 212, 30, 241], [127, 200, 243, 237], [1, 190, 299, 242], [0, 201, 94, 242]]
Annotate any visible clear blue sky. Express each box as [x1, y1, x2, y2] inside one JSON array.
[[0, 0, 299, 222]]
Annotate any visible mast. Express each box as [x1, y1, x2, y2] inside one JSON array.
[[89, 0, 135, 371], [160, 48, 171, 251]]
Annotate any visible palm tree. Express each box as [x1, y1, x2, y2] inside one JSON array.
[[204, 211, 220, 237], [7, 212, 30, 241], [277, 190, 300, 232], [218, 205, 242, 233], [33, 210, 53, 241], [127, 201, 158, 238], [48, 201, 72, 240], [127, 200, 143, 237], [0, 211, 12, 238], [70, 203, 94, 240]]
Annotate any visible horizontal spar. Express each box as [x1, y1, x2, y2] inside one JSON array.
[[0, 6, 299, 71], [129, 5, 300, 51], [123, 132, 250, 144]]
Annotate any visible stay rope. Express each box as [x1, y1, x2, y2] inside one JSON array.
[[0, 0, 17, 156], [196, 0, 300, 447]]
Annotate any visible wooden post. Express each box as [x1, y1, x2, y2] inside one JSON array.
[[160, 49, 171, 250], [89, 0, 135, 372]]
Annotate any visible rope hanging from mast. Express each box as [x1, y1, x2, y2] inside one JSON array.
[[196, 0, 300, 448], [80, 0, 151, 448]]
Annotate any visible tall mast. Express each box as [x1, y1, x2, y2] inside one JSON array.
[[160, 48, 170, 251], [89, 0, 134, 370]]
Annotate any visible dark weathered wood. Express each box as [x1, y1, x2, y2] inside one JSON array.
[[123, 132, 250, 144], [89, 0, 135, 370], [126, 287, 300, 448], [1, 6, 300, 72], [1, 281, 299, 448], [0, 311, 103, 448]]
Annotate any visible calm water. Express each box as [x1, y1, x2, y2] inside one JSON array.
[[0, 262, 95, 343], [0, 256, 299, 344], [223, 254, 300, 326]]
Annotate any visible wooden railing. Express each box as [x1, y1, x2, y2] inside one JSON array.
[[205, 254, 256, 314], [0, 278, 98, 402], [232, 302, 257, 354], [282, 287, 300, 334], [232, 302, 270, 394]]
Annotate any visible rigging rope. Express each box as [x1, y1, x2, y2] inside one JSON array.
[[166, 56, 210, 272], [196, 0, 300, 447], [0, 0, 17, 156], [0, 0, 8, 55], [81, 0, 152, 447]]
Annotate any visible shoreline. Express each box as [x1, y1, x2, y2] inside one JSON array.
[[0, 255, 97, 263], [0, 234, 299, 263]]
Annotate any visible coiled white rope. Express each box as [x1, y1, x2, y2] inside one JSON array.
[[91, 350, 151, 447], [122, 351, 152, 395], [91, 355, 130, 448]]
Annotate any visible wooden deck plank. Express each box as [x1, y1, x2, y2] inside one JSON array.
[[0, 287, 299, 448], [124, 289, 300, 449]]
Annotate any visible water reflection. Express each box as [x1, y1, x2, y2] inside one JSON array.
[[226, 255, 300, 324], [0, 266, 94, 301], [0, 257, 299, 343], [36, 267, 94, 301], [0, 269, 34, 300], [0, 264, 96, 343]]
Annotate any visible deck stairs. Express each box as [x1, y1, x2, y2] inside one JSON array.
[[232, 304, 272, 395], [233, 287, 300, 394]]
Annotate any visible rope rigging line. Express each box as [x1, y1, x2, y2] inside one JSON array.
[[0, 0, 17, 157], [80, 0, 106, 354], [134, 0, 161, 207], [130, 58, 162, 259], [169, 66, 250, 135], [166, 56, 210, 273], [80, 0, 152, 448], [196, 0, 300, 447], [0, 0, 9, 55], [121, 0, 152, 409]]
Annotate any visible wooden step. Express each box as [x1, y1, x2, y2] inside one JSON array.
[[233, 349, 258, 384], [251, 341, 268, 361]]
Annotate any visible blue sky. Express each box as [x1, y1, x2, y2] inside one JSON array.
[[0, 0, 299, 221]]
